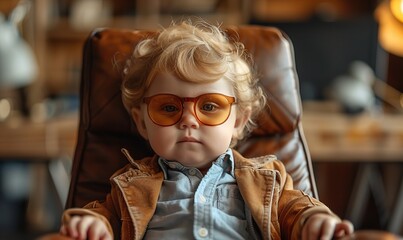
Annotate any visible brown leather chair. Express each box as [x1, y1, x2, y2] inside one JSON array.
[[65, 25, 318, 209], [40, 25, 402, 240]]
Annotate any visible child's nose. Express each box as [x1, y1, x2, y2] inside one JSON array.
[[179, 103, 199, 129]]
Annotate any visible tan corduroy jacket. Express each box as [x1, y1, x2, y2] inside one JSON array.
[[63, 149, 337, 240]]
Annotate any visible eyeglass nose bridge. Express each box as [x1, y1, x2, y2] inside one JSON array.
[[177, 96, 200, 115], [178, 97, 200, 121]]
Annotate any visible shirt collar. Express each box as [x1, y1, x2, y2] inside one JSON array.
[[214, 149, 235, 177], [157, 148, 235, 179]]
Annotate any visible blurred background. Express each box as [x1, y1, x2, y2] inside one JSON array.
[[0, 0, 402, 239]]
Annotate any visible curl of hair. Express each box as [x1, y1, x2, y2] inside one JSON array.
[[121, 20, 266, 146]]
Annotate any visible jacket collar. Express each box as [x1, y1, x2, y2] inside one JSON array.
[[121, 148, 161, 175]]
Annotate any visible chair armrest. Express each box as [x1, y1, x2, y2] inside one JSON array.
[[37, 233, 74, 240], [37, 230, 401, 240], [338, 230, 402, 240]]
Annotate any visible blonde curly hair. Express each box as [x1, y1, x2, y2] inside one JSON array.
[[121, 20, 266, 145]]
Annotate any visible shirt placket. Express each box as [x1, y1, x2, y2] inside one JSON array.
[[193, 163, 223, 240]]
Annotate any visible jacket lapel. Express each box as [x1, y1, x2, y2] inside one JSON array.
[[113, 155, 164, 240], [234, 151, 277, 240]]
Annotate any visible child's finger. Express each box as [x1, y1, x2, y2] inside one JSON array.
[[76, 216, 96, 240], [87, 221, 102, 240], [320, 219, 336, 240], [302, 215, 323, 240], [334, 220, 354, 237], [87, 221, 111, 240], [65, 216, 81, 238]]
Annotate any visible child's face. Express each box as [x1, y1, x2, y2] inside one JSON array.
[[131, 72, 249, 169]]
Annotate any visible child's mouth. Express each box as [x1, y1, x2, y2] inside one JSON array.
[[178, 137, 200, 143]]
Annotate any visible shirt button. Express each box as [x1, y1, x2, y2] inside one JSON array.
[[198, 227, 208, 237], [168, 163, 177, 169], [199, 195, 206, 204], [188, 168, 196, 176]]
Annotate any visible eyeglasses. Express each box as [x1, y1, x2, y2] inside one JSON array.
[[143, 93, 236, 126]]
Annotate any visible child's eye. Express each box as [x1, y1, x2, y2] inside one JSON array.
[[161, 104, 179, 113], [201, 103, 218, 112]]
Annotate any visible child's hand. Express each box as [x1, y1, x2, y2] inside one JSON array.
[[60, 215, 112, 240], [302, 213, 354, 240]]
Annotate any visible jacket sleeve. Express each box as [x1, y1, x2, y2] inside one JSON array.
[[62, 206, 114, 238], [61, 167, 130, 239], [62, 188, 123, 239], [274, 160, 340, 239]]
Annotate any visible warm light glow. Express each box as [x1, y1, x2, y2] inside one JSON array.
[[376, 2, 403, 56], [390, 0, 403, 22]]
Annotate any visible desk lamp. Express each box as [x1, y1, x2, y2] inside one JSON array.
[[0, 0, 37, 120]]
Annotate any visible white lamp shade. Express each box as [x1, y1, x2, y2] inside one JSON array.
[[0, 19, 37, 88]]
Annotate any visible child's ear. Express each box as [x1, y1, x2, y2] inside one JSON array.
[[131, 107, 149, 140], [233, 107, 251, 139]]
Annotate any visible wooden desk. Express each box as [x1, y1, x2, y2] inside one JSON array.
[[0, 114, 77, 160], [302, 101, 403, 235], [0, 114, 78, 231], [302, 102, 403, 162]]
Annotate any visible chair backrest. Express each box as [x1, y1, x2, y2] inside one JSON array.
[[66, 25, 318, 208]]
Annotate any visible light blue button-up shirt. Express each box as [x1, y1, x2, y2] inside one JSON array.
[[143, 149, 252, 239]]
